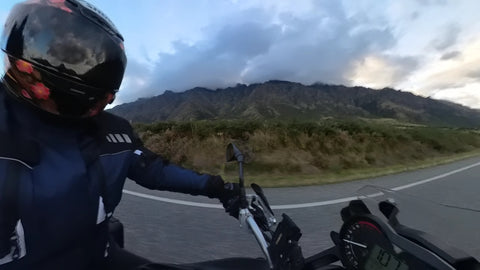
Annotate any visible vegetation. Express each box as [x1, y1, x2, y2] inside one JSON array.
[[135, 119, 480, 187]]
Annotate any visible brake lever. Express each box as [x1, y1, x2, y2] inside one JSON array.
[[249, 199, 270, 232], [251, 183, 274, 216]]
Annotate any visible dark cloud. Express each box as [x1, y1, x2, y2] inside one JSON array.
[[242, 19, 396, 85], [440, 51, 461, 60], [410, 12, 420, 20], [387, 56, 419, 85], [115, 58, 152, 104], [125, 58, 151, 78], [151, 19, 281, 92], [431, 24, 461, 51], [122, 1, 399, 100], [48, 33, 94, 65], [467, 70, 480, 80]]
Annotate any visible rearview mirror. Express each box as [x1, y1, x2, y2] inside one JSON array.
[[226, 143, 244, 162]]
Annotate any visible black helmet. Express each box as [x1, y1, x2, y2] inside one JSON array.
[[1, 0, 127, 118]]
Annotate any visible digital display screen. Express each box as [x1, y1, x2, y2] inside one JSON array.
[[364, 245, 409, 270]]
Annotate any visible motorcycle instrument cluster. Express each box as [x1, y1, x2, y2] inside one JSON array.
[[338, 216, 408, 270]]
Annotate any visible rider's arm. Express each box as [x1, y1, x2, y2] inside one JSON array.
[[127, 144, 222, 197]]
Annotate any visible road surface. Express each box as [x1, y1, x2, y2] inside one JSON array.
[[114, 156, 480, 264]]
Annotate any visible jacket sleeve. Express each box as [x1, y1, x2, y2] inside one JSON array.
[[95, 112, 219, 197], [127, 139, 216, 197]]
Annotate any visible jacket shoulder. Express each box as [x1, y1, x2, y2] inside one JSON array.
[[0, 89, 39, 168], [95, 112, 142, 154], [97, 112, 132, 129], [0, 130, 40, 168]]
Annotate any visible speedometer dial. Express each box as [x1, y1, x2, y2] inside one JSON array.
[[339, 217, 393, 270]]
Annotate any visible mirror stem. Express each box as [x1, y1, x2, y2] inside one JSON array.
[[238, 161, 248, 209]]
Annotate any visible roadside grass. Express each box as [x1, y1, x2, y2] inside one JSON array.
[[135, 119, 480, 188], [235, 149, 480, 187]]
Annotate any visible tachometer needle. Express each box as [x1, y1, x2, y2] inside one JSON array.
[[343, 239, 367, 248]]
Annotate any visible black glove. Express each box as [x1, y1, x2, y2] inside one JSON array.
[[220, 182, 240, 219], [207, 175, 240, 219]]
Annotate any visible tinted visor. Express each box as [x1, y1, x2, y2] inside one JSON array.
[[2, 0, 126, 90]]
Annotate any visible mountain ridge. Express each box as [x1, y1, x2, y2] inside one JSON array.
[[108, 80, 480, 128]]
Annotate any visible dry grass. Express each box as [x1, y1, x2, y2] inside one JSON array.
[[135, 120, 480, 187]]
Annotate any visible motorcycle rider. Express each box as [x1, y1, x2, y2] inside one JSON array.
[[0, 0, 239, 269]]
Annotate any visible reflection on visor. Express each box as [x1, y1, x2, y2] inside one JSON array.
[[4, 54, 115, 118]]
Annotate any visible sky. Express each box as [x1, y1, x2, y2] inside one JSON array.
[[1, 0, 480, 109]]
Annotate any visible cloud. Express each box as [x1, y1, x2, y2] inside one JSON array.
[[431, 84, 480, 109], [440, 51, 461, 60], [48, 32, 100, 66], [430, 24, 461, 51], [114, 58, 152, 106], [427, 54, 480, 90], [349, 55, 419, 88], [109, 0, 478, 109], [241, 1, 397, 85], [403, 38, 480, 100], [410, 12, 420, 20], [151, 17, 281, 91], [468, 70, 480, 79], [124, 1, 398, 99], [415, 0, 447, 6]]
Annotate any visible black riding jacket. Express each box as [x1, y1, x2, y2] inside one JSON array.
[[0, 87, 215, 270]]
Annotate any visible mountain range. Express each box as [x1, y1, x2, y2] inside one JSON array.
[[108, 80, 480, 128]]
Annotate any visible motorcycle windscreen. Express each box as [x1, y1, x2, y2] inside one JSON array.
[[357, 185, 480, 261]]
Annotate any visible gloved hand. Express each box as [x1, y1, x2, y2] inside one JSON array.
[[207, 175, 240, 219], [220, 182, 240, 219]]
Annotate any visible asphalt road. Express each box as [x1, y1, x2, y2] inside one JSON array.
[[114, 156, 480, 264]]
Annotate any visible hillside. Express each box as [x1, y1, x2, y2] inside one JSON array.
[[109, 81, 480, 128]]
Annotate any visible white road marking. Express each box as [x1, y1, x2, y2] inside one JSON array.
[[123, 160, 480, 210], [123, 190, 224, 209], [391, 161, 480, 191]]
